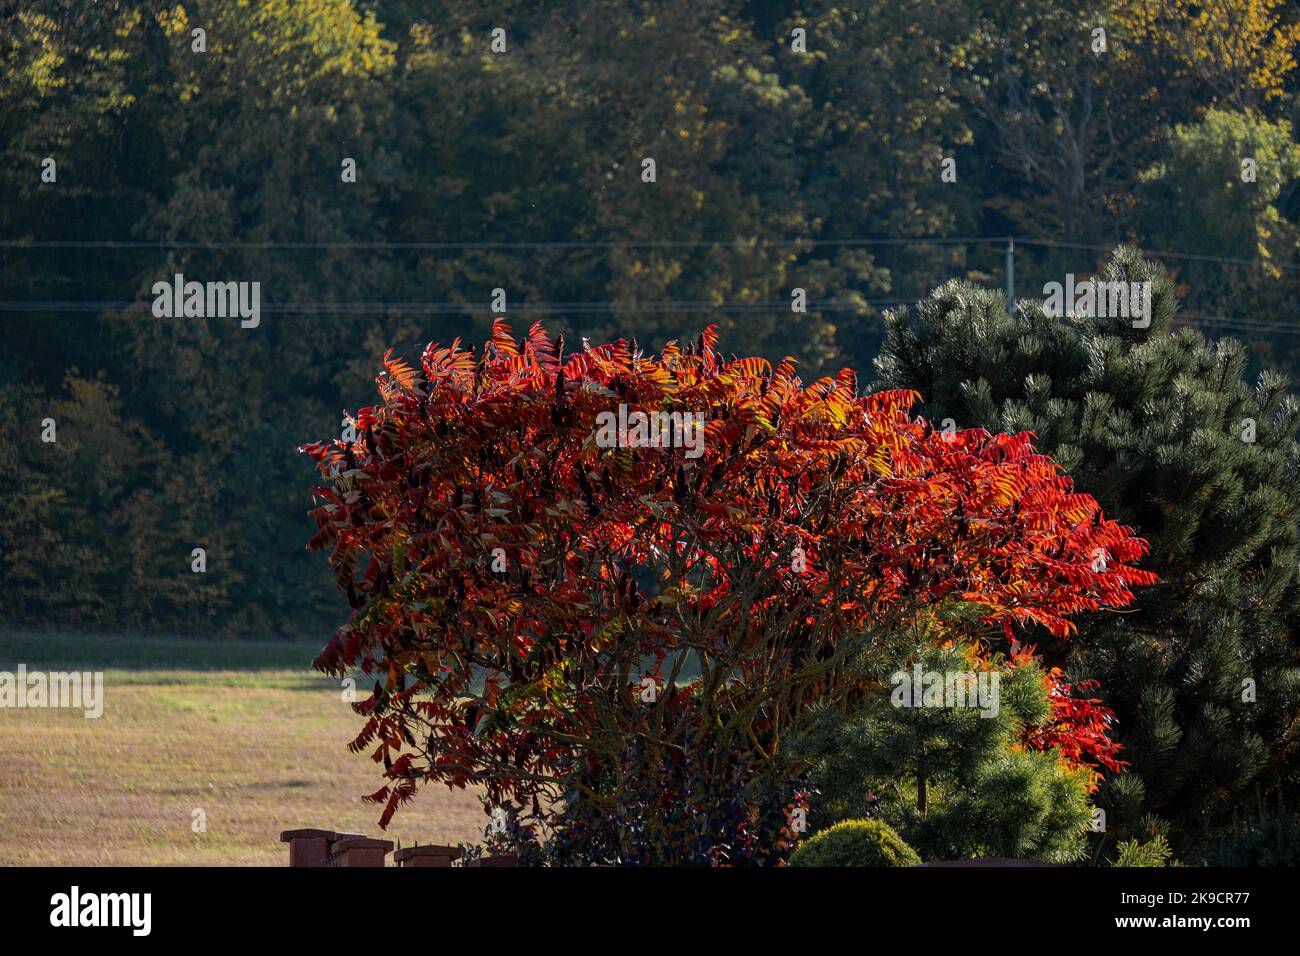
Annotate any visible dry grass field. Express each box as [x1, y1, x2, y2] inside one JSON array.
[[0, 633, 484, 865]]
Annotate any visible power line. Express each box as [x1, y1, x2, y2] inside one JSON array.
[[1015, 237, 1300, 274], [1188, 315, 1300, 336], [3, 231, 1293, 273], [4, 299, 1293, 342], [0, 298, 919, 315], [3, 234, 1296, 331], [0, 236, 1003, 251]]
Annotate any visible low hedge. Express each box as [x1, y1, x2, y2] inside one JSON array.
[[788, 819, 922, 867]]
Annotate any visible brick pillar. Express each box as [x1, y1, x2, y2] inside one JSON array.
[[332, 837, 394, 867], [393, 845, 461, 868], [326, 832, 367, 856], [467, 854, 519, 867], [279, 829, 336, 867]]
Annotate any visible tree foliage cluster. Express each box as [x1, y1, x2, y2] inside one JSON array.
[[877, 246, 1300, 860], [302, 319, 1153, 862]]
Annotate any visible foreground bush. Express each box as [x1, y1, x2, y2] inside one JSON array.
[[789, 819, 921, 867], [797, 638, 1100, 864], [303, 321, 1153, 864]]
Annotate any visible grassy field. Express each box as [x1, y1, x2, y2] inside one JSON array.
[[0, 631, 484, 866]]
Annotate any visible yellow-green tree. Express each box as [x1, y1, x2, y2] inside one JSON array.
[[1112, 0, 1300, 108]]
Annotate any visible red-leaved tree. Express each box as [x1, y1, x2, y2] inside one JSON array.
[[302, 320, 1155, 864]]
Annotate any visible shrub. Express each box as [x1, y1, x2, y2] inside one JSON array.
[[796, 640, 1099, 864], [302, 321, 1154, 864], [789, 819, 921, 867], [1112, 835, 1176, 867]]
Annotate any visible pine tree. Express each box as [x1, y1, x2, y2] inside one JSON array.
[[874, 246, 1300, 857], [796, 641, 1096, 863]]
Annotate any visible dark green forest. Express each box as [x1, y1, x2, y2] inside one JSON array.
[[2, 0, 1299, 637]]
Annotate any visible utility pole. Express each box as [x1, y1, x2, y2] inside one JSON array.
[[1005, 237, 1015, 317]]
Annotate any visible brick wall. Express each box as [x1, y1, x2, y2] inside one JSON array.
[[279, 828, 517, 867]]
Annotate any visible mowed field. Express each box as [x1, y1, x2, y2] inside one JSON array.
[[0, 632, 484, 865]]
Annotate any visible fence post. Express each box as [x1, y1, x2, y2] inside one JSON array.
[[279, 829, 335, 867], [393, 845, 462, 868], [332, 837, 394, 867]]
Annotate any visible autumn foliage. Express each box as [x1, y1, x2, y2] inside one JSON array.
[[302, 320, 1156, 863]]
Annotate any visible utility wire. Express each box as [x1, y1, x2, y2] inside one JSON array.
[[1015, 237, 1300, 274], [0, 298, 918, 315], [0, 236, 1002, 251], [3, 235, 1295, 328], [1, 233, 1294, 273]]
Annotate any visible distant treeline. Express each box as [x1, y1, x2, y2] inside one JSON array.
[[2, 0, 1299, 636]]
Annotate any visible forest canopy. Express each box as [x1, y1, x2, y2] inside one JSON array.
[[2, 0, 1298, 638]]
